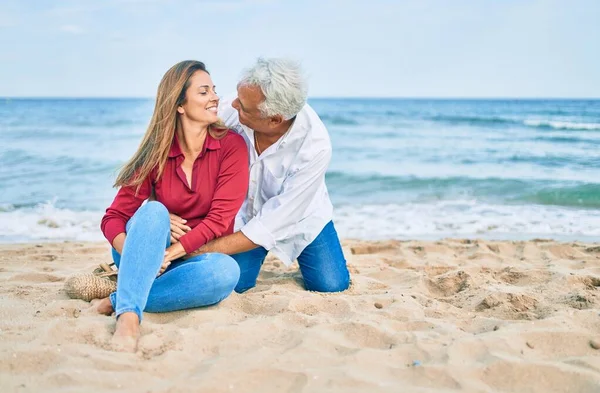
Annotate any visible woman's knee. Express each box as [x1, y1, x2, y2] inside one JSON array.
[[209, 253, 241, 293], [141, 201, 169, 217], [136, 201, 170, 228]]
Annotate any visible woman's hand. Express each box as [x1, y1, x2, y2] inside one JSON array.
[[169, 213, 191, 244]]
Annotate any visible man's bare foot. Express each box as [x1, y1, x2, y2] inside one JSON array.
[[111, 312, 140, 353], [89, 297, 113, 315]]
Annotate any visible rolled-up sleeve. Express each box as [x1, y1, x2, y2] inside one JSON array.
[[179, 135, 249, 253], [241, 147, 331, 250], [100, 176, 152, 246]]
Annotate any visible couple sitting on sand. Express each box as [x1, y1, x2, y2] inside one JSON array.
[[92, 58, 351, 349]]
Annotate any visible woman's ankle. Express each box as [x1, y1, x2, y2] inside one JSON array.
[[115, 312, 140, 333]]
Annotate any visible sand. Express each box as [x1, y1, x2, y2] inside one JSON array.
[[1, 239, 600, 392]]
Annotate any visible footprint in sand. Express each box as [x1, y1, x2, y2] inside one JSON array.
[[425, 270, 472, 297], [562, 292, 596, 310], [236, 295, 291, 316], [137, 330, 182, 359], [422, 266, 454, 277], [576, 275, 600, 289], [476, 293, 539, 314], [495, 267, 553, 286], [585, 246, 600, 254], [334, 322, 396, 350]]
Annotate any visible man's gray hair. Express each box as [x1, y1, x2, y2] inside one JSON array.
[[238, 57, 308, 120]]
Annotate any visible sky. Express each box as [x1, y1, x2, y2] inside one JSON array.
[[0, 0, 599, 98]]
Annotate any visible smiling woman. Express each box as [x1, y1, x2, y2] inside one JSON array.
[[71, 60, 250, 351], [114, 61, 228, 191]]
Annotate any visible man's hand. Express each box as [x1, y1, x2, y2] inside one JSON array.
[[157, 251, 171, 277], [169, 213, 191, 244], [157, 242, 186, 277]]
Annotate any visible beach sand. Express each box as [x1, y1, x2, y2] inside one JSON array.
[[1, 239, 600, 392]]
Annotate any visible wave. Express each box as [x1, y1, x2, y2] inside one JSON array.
[[0, 201, 103, 243], [319, 114, 360, 125], [411, 115, 600, 132], [325, 172, 600, 208], [427, 115, 517, 126], [517, 184, 600, 208], [3, 200, 600, 244], [0, 149, 121, 169], [334, 201, 600, 240], [523, 120, 600, 130], [532, 135, 600, 145]]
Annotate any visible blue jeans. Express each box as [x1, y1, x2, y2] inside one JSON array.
[[109, 201, 240, 322], [232, 221, 350, 293]]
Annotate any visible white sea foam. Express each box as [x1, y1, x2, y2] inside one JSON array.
[[524, 119, 600, 130], [0, 202, 103, 243], [1, 200, 599, 244], [334, 201, 600, 241]]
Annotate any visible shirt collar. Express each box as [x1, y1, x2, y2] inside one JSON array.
[[275, 105, 308, 150], [168, 131, 222, 158]]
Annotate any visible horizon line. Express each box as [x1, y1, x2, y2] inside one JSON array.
[[1, 96, 600, 101]]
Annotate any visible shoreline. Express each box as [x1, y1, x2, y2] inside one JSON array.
[[1, 239, 600, 392], [2, 232, 599, 245]]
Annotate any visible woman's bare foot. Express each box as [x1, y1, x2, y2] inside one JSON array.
[[111, 312, 140, 353], [89, 297, 113, 315]]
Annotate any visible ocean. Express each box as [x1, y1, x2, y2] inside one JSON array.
[[1, 98, 599, 243]]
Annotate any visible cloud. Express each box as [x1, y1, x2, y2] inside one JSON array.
[[60, 25, 84, 34]]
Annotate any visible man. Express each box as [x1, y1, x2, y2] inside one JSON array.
[[171, 57, 350, 293]]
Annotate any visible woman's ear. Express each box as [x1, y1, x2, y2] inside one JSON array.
[[177, 106, 185, 115]]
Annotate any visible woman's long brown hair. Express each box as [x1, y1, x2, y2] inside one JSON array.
[[114, 60, 226, 191]]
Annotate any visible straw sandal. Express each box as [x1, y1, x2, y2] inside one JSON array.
[[64, 262, 118, 302]]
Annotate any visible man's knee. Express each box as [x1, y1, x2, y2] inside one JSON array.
[[234, 281, 256, 294], [305, 273, 350, 293]]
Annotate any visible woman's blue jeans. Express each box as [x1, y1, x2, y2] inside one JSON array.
[[232, 221, 350, 293], [109, 201, 240, 322]]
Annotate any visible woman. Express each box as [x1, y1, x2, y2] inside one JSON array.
[[92, 60, 249, 351]]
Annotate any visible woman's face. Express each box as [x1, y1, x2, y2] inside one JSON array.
[[178, 70, 219, 124]]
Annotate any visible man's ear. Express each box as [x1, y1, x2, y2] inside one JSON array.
[[269, 114, 284, 126]]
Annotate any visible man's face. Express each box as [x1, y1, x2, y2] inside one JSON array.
[[231, 84, 272, 133]]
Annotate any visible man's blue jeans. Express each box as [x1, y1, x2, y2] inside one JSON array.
[[109, 201, 240, 322], [232, 221, 350, 293]]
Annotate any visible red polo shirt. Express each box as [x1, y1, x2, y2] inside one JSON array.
[[101, 130, 249, 254]]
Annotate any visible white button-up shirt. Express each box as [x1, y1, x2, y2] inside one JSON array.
[[218, 96, 334, 266]]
